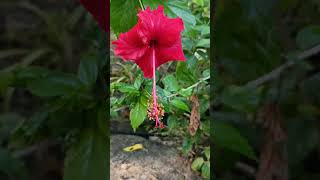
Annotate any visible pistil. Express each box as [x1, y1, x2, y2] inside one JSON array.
[[147, 47, 165, 128]]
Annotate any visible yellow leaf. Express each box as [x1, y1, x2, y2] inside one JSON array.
[[123, 144, 144, 152]]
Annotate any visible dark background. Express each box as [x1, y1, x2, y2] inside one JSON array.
[[0, 0, 108, 179], [213, 0, 320, 179]]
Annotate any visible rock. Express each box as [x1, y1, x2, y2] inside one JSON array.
[[110, 135, 201, 180]]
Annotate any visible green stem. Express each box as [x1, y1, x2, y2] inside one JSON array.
[[138, 0, 145, 10]]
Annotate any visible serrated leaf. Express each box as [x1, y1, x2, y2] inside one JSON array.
[[64, 128, 107, 180], [191, 157, 204, 171]]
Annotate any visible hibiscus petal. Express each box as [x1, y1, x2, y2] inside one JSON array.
[[157, 17, 184, 47], [112, 24, 148, 61], [135, 49, 153, 78], [156, 37, 186, 68], [137, 6, 184, 46], [112, 5, 186, 79]]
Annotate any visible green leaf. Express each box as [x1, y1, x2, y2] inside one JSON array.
[[200, 120, 210, 136], [78, 57, 98, 87], [165, 1, 196, 30], [27, 72, 82, 97], [134, 74, 143, 89], [130, 96, 148, 131], [204, 147, 210, 160], [117, 83, 139, 94], [196, 39, 210, 48], [167, 116, 178, 130], [110, 0, 139, 33], [182, 136, 192, 154], [296, 25, 320, 50], [213, 121, 256, 160], [176, 62, 196, 85], [14, 67, 50, 84], [201, 162, 210, 179], [144, 0, 196, 31], [171, 98, 190, 112], [193, 0, 204, 6], [191, 157, 204, 171], [178, 88, 193, 97], [162, 74, 180, 92], [0, 70, 14, 92], [64, 128, 107, 180]]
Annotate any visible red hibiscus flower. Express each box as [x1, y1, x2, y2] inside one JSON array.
[[112, 5, 186, 78], [80, 0, 109, 32], [112, 5, 186, 128]]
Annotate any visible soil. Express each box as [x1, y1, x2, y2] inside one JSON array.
[[110, 135, 201, 180]]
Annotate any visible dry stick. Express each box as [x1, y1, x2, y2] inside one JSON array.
[[245, 43, 320, 88]]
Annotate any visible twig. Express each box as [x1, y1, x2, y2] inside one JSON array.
[[245, 43, 320, 88], [167, 76, 210, 98]]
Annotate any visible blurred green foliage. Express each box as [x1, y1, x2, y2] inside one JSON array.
[[214, 0, 320, 179], [0, 1, 107, 180]]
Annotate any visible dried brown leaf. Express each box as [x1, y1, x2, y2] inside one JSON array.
[[189, 95, 200, 136]]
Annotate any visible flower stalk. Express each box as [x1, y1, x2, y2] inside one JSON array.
[[149, 48, 165, 128], [138, 0, 145, 10]]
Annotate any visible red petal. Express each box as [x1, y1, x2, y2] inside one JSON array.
[[137, 6, 184, 46], [112, 5, 186, 78], [134, 48, 154, 78], [112, 24, 148, 61], [80, 0, 109, 32], [156, 37, 186, 68]]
